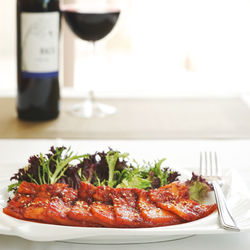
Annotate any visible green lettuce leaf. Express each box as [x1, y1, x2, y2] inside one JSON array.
[[186, 173, 213, 203]]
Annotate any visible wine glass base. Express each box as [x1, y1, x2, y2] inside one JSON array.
[[67, 100, 117, 118]]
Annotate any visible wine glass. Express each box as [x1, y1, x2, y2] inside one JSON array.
[[61, 0, 121, 118]]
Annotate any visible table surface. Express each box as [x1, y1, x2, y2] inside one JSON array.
[[2, 97, 250, 139], [0, 139, 250, 250], [1, 96, 250, 249]]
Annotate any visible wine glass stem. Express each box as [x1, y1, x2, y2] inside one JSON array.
[[92, 41, 96, 56]]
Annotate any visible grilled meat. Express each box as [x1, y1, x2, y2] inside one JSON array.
[[3, 181, 217, 227]]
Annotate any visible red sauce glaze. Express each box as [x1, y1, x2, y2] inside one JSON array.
[[3, 181, 217, 227], [138, 190, 184, 226]]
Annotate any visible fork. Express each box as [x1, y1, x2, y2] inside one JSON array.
[[200, 152, 240, 231]]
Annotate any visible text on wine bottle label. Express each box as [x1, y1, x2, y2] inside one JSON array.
[[21, 12, 59, 77]]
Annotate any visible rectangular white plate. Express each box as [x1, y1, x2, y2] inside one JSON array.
[[0, 166, 250, 244]]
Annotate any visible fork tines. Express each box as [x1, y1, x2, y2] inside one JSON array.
[[200, 151, 221, 177]]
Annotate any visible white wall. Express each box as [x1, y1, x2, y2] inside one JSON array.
[[72, 0, 250, 96], [0, 0, 15, 57], [2, 0, 250, 96], [0, 0, 16, 91]]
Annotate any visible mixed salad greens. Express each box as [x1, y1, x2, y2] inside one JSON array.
[[8, 146, 212, 203]]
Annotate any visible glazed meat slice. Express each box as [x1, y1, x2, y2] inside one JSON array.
[[165, 182, 190, 199], [90, 202, 120, 227], [71, 184, 117, 226], [68, 200, 100, 226], [46, 197, 82, 226], [150, 182, 190, 201], [18, 181, 53, 199], [7, 181, 81, 225], [149, 183, 217, 222], [3, 193, 33, 219], [51, 183, 78, 204], [79, 182, 96, 203], [21, 182, 77, 224], [45, 184, 82, 226], [93, 186, 112, 203], [23, 197, 54, 224], [17, 181, 38, 195], [4, 182, 44, 220], [138, 190, 185, 226], [36, 184, 53, 199], [155, 199, 217, 222], [112, 188, 145, 227], [90, 186, 120, 227]]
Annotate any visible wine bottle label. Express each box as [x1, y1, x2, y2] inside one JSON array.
[[21, 12, 59, 78]]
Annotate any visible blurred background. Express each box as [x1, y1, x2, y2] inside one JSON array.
[[2, 0, 250, 98]]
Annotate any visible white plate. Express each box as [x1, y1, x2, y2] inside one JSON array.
[[0, 168, 249, 244]]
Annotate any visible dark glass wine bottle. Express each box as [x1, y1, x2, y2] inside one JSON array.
[[17, 0, 60, 121]]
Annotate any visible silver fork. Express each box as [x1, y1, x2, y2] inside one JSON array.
[[200, 152, 240, 231]]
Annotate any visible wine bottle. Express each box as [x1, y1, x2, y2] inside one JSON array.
[[17, 0, 60, 121]]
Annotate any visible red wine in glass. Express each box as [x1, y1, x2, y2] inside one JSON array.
[[63, 10, 120, 42]]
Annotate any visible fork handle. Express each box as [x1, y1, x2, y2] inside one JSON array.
[[212, 181, 240, 231]]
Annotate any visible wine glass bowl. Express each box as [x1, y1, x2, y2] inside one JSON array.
[[62, 6, 120, 42]]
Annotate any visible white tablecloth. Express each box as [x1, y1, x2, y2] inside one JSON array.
[[0, 139, 250, 250]]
